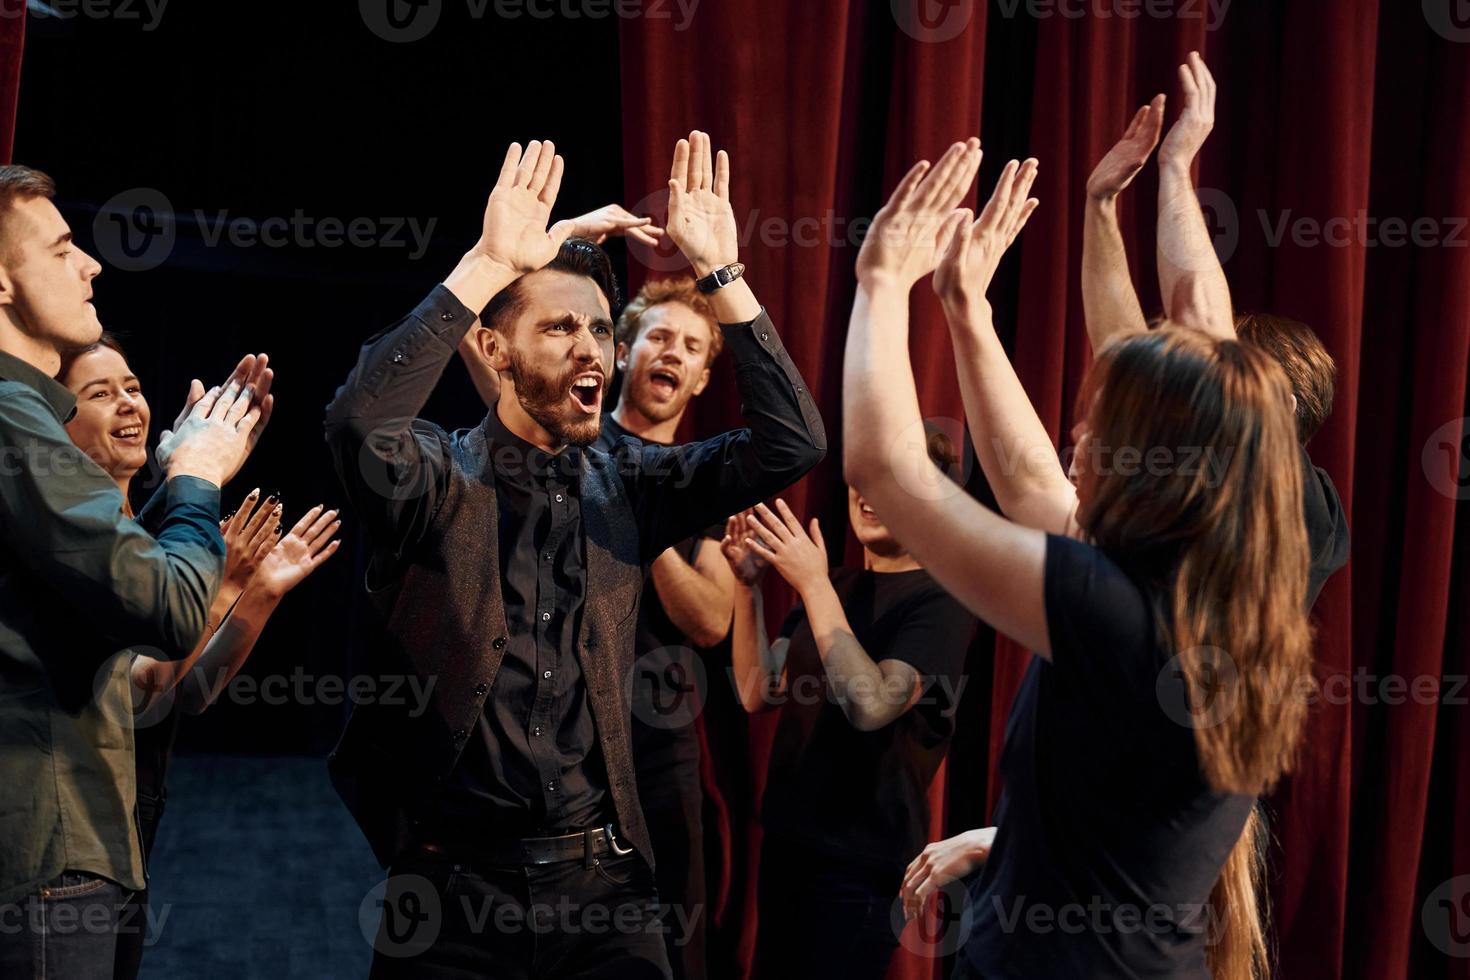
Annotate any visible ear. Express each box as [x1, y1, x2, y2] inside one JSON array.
[[615, 340, 629, 374], [478, 324, 511, 373], [1288, 392, 1298, 418], [690, 365, 711, 397]]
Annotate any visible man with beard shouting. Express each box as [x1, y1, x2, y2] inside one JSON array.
[[324, 134, 824, 979]]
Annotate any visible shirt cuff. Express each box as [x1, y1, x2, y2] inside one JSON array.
[[419, 284, 477, 338], [165, 474, 222, 512], [718, 308, 787, 363]]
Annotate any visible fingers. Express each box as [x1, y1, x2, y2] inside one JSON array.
[[515, 140, 543, 188], [1177, 60, 1200, 107], [529, 140, 557, 193], [288, 504, 325, 539], [937, 139, 983, 212], [304, 506, 341, 542], [688, 131, 706, 192], [938, 208, 972, 258], [772, 498, 804, 537], [808, 517, 826, 555], [247, 498, 282, 551], [1189, 50, 1216, 107], [700, 132, 715, 192], [670, 137, 690, 187], [246, 394, 274, 442], [224, 488, 260, 537], [311, 538, 343, 566], [916, 141, 967, 211], [1006, 159, 1040, 235], [887, 160, 932, 212], [497, 142, 523, 188], [1123, 103, 1149, 140], [538, 153, 565, 207], [745, 535, 777, 562], [751, 503, 792, 543], [714, 149, 730, 201], [546, 219, 577, 253], [977, 159, 1019, 234], [174, 378, 205, 430]]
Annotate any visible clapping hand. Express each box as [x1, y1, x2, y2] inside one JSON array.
[[933, 158, 1040, 312], [855, 138, 983, 290]]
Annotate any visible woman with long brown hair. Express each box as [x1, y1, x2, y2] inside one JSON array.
[[839, 140, 1313, 978]]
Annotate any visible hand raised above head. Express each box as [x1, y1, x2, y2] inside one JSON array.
[[665, 130, 739, 278], [472, 140, 578, 277], [1159, 51, 1217, 171], [1087, 95, 1165, 201], [568, 203, 665, 248], [855, 137, 983, 291], [934, 158, 1040, 310]]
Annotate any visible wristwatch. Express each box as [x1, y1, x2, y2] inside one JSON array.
[[695, 262, 746, 294]]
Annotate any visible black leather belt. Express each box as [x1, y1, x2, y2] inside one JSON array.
[[416, 823, 635, 868]]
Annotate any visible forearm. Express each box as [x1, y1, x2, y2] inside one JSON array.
[[730, 582, 783, 712], [174, 584, 284, 715], [721, 308, 826, 486], [650, 549, 733, 648], [801, 582, 911, 731], [1157, 161, 1235, 339], [943, 299, 1075, 533], [1082, 195, 1149, 349], [133, 580, 244, 711]]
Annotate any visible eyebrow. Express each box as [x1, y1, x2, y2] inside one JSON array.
[[79, 375, 138, 391], [47, 232, 73, 249]]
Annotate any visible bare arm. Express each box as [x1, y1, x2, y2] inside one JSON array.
[[1157, 52, 1235, 339], [649, 541, 736, 648], [933, 158, 1076, 535], [1082, 95, 1165, 350], [844, 146, 1052, 657], [745, 501, 922, 731]]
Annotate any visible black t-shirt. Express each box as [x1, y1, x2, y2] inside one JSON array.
[[1302, 445, 1350, 609], [962, 534, 1254, 980], [759, 566, 977, 873]]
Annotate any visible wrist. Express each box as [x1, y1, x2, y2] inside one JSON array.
[[445, 250, 521, 313], [167, 463, 223, 488], [1086, 191, 1120, 209], [1157, 154, 1192, 178], [690, 255, 738, 280], [857, 270, 914, 296]]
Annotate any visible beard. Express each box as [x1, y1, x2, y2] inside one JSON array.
[[507, 349, 602, 447]]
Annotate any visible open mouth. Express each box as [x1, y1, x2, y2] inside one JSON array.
[[859, 503, 880, 523], [648, 367, 681, 398], [569, 374, 603, 415], [112, 424, 145, 443]]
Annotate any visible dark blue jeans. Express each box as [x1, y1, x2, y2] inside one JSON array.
[[0, 871, 134, 980], [368, 844, 672, 979], [752, 834, 903, 980]]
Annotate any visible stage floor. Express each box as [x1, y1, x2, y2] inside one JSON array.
[[141, 753, 381, 979]]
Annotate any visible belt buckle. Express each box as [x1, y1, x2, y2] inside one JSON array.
[[604, 822, 634, 856]]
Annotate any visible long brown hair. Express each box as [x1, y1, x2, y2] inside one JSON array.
[[1074, 328, 1313, 980]]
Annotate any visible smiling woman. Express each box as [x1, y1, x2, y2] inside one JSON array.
[[58, 332, 151, 510]]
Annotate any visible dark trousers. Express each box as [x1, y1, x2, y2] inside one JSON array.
[[752, 835, 903, 980], [639, 758, 706, 980], [0, 871, 134, 980], [368, 844, 672, 980]]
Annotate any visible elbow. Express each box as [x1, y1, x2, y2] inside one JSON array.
[[690, 622, 729, 650], [847, 706, 897, 733]]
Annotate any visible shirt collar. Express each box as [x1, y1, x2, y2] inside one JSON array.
[[482, 407, 582, 487], [0, 348, 78, 422]]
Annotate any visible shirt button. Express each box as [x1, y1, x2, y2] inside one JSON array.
[[542, 670, 552, 679], [452, 728, 466, 741], [547, 781, 557, 792], [543, 552, 553, 561], [391, 350, 405, 364], [554, 493, 564, 503], [532, 726, 544, 737], [474, 683, 488, 696], [759, 331, 769, 342], [493, 636, 507, 650], [541, 611, 551, 622], [440, 311, 455, 322]]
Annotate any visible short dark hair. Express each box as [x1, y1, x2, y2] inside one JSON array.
[[58, 331, 129, 385], [481, 238, 621, 335], [1234, 312, 1335, 444]]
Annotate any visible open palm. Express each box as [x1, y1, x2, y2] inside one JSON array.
[[252, 505, 342, 598], [475, 140, 576, 275], [666, 130, 739, 276], [1087, 95, 1165, 200]]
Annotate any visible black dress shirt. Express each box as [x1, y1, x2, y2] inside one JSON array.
[[432, 411, 609, 840]]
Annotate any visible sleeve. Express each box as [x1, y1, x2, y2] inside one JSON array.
[[623, 308, 826, 560], [879, 588, 978, 686], [324, 286, 470, 578], [0, 389, 225, 660], [1301, 446, 1350, 607], [1042, 533, 1158, 696]]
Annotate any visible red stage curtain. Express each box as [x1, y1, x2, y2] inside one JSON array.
[[623, 2, 1470, 979], [0, 0, 23, 162]]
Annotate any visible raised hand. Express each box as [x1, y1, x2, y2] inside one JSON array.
[[156, 375, 265, 488], [472, 140, 576, 276], [1159, 51, 1216, 172], [720, 509, 768, 587], [933, 158, 1040, 311], [220, 488, 283, 593], [1086, 95, 1165, 201], [855, 138, 982, 290], [251, 504, 342, 599], [900, 827, 997, 921], [665, 131, 739, 277], [742, 501, 829, 595], [168, 354, 275, 486], [568, 203, 664, 248]]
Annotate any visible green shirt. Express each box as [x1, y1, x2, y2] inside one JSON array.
[[0, 348, 224, 902]]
